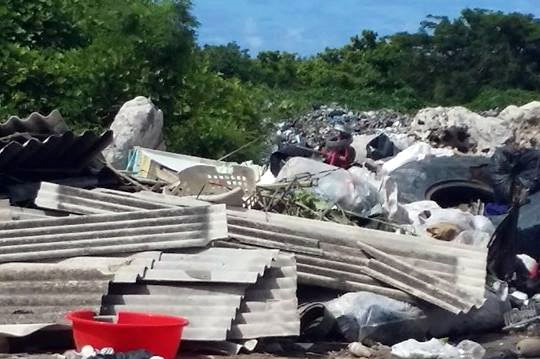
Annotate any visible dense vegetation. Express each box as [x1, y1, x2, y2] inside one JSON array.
[[1, 1, 540, 161]]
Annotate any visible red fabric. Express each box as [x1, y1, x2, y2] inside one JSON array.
[[322, 147, 351, 168]]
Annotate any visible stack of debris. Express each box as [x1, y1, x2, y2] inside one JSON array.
[[5, 99, 540, 359], [277, 105, 411, 149]]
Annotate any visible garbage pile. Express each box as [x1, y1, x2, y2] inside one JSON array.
[[277, 105, 411, 148], [3, 98, 540, 359]]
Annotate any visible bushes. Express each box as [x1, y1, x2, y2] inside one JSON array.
[[3, 3, 540, 163]]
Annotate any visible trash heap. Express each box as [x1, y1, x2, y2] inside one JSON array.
[[3, 98, 540, 359]]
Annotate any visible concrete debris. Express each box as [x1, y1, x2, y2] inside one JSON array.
[[103, 97, 166, 169], [410, 106, 510, 154]]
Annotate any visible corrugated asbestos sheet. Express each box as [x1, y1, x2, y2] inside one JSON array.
[[223, 208, 488, 313], [0, 262, 112, 325], [28, 182, 487, 312], [0, 254, 163, 335], [0, 131, 113, 173], [0, 206, 227, 262], [228, 252, 299, 339], [34, 182, 205, 214], [103, 248, 299, 341], [0, 110, 67, 136], [0, 110, 113, 173]]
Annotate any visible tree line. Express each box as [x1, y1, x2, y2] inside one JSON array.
[[1, 1, 540, 161]]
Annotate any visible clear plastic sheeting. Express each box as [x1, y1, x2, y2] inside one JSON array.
[[382, 142, 454, 174], [392, 339, 485, 359], [325, 292, 425, 341], [277, 158, 380, 216]]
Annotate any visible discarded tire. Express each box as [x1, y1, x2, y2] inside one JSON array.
[[388, 156, 491, 204]]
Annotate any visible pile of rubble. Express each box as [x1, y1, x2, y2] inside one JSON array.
[[3, 97, 540, 359], [277, 105, 411, 148]]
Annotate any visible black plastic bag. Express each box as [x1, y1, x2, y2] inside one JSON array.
[[366, 134, 395, 160], [491, 147, 540, 203]]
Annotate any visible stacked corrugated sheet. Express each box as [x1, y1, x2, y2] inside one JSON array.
[[224, 208, 487, 313], [103, 248, 299, 341], [0, 110, 112, 174], [29, 182, 488, 313], [0, 206, 228, 262], [0, 254, 156, 336]]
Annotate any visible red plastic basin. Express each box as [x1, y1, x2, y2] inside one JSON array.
[[66, 310, 189, 359]]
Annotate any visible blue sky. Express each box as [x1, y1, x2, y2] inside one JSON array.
[[192, 0, 540, 56]]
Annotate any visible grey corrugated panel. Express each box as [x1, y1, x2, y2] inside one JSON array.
[[33, 183, 208, 215], [2, 206, 72, 221], [143, 248, 278, 283], [228, 252, 299, 339], [103, 282, 247, 341], [225, 208, 487, 307], [103, 248, 278, 341], [0, 130, 113, 173], [95, 189, 210, 208], [0, 262, 112, 325], [35, 182, 176, 214], [0, 110, 67, 137], [54, 256, 156, 283], [0, 206, 227, 262]]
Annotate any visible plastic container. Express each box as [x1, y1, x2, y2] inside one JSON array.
[[66, 311, 189, 359]]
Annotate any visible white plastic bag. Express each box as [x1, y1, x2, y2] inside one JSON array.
[[277, 158, 380, 215], [391, 338, 485, 359], [382, 142, 454, 174]]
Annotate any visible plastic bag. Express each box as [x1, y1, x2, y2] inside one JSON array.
[[391, 338, 485, 359], [490, 146, 540, 203], [325, 292, 424, 342], [382, 142, 454, 174], [277, 158, 380, 216]]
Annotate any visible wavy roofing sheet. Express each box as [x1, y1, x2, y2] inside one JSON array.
[[228, 252, 299, 339], [224, 208, 488, 312], [102, 248, 298, 341], [0, 110, 112, 173], [0, 206, 227, 262]]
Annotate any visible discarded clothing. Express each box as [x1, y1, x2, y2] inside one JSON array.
[[321, 146, 355, 168]]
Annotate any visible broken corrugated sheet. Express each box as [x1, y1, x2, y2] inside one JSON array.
[[25, 182, 486, 311], [0, 206, 227, 262], [0, 110, 113, 174], [0, 131, 113, 174], [0, 262, 111, 325], [0, 110, 67, 137], [33, 182, 206, 214], [103, 248, 299, 341], [356, 241, 482, 313], [0, 254, 158, 337], [143, 248, 277, 283], [224, 208, 487, 311], [228, 252, 299, 339]]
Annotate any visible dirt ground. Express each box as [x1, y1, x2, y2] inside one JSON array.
[[0, 332, 532, 359]]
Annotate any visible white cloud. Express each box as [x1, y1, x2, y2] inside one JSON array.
[[244, 17, 263, 50], [246, 35, 263, 49], [286, 28, 305, 42]]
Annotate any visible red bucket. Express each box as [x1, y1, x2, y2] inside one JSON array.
[[66, 310, 189, 359]]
